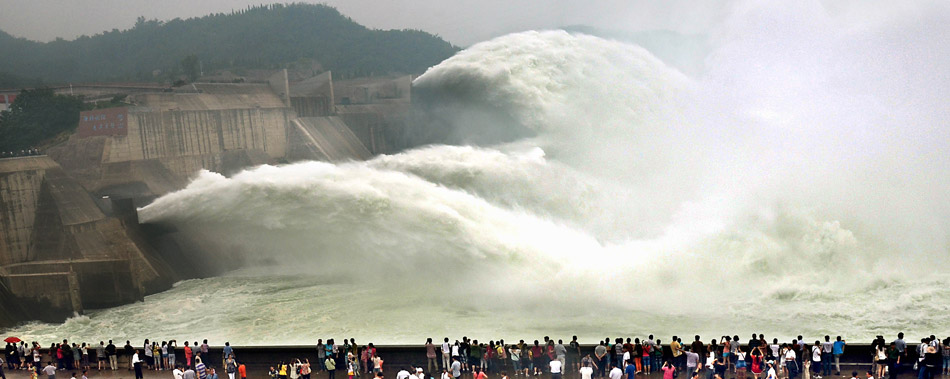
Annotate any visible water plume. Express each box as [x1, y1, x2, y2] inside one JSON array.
[[10, 2, 950, 344]]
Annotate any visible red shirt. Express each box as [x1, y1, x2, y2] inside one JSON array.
[[751, 355, 763, 374], [531, 346, 543, 358]]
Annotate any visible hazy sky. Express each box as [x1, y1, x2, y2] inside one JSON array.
[[0, 0, 732, 46]]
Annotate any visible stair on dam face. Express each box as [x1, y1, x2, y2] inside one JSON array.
[[291, 116, 372, 162]]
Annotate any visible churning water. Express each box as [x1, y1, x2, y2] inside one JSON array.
[[7, 4, 950, 344]]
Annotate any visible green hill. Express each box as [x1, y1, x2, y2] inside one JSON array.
[[0, 3, 458, 86]]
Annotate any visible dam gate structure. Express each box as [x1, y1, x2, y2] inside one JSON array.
[[0, 72, 414, 327]]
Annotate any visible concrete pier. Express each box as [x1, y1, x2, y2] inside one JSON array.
[[0, 156, 160, 322]]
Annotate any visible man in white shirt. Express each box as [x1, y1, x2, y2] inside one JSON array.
[[43, 363, 57, 379], [821, 336, 834, 376], [550, 357, 563, 379], [442, 339, 451, 371], [580, 363, 594, 379], [132, 351, 143, 379], [174, 367, 185, 379], [785, 348, 798, 379], [396, 367, 411, 379], [609, 365, 623, 379]]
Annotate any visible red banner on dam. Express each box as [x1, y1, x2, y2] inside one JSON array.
[[77, 107, 128, 138]]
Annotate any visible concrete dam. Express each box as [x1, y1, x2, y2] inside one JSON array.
[[0, 71, 412, 326]]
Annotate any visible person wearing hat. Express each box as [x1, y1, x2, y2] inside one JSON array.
[[396, 366, 411, 379]]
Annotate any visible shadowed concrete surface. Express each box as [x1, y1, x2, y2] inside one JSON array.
[[0, 156, 167, 322]]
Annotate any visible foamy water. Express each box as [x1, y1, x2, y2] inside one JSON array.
[[6, 5, 950, 345], [7, 268, 949, 345]]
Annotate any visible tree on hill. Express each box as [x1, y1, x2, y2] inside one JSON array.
[[0, 89, 85, 151], [0, 3, 459, 84], [181, 55, 200, 82]]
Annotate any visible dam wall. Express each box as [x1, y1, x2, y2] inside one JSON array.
[[102, 84, 292, 174], [2, 76, 413, 327], [49, 83, 292, 199], [287, 117, 372, 162], [1, 83, 305, 327], [109, 106, 290, 162], [332, 75, 413, 155], [2, 271, 81, 321], [0, 156, 168, 323], [0, 157, 58, 265]]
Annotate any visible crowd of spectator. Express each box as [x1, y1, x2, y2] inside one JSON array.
[[0, 148, 41, 158], [2, 333, 948, 379]]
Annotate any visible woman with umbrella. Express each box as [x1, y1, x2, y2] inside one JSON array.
[[4, 338, 22, 369], [5, 342, 16, 370]]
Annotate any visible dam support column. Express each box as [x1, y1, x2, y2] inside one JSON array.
[[67, 270, 83, 316]]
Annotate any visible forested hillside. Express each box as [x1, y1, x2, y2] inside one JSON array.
[[0, 3, 458, 87]]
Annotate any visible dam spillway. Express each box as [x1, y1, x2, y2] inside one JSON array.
[[0, 72, 412, 327]]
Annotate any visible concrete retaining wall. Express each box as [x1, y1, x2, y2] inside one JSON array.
[[101, 108, 290, 163], [0, 157, 167, 325], [0, 157, 58, 265], [2, 271, 80, 321]]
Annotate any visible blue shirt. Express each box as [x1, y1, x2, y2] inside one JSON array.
[[833, 341, 845, 355], [625, 364, 637, 379]]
